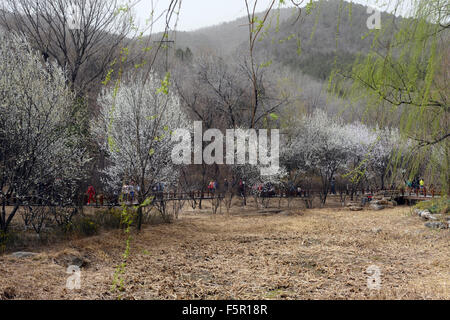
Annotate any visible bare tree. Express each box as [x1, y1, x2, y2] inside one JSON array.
[[174, 55, 232, 209], [0, 0, 135, 96], [243, 0, 303, 128]]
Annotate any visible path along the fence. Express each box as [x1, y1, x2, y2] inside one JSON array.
[[1, 188, 443, 208]]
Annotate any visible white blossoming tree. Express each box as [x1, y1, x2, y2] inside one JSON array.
[[339, 121, 378, 196], [92, 73, 189, 228], [282, 111, 351, 204], [281, 110, 400, 205], [0, 35, 89, 236], [367, 128, 401, 190], [339, 123, 400, 196]]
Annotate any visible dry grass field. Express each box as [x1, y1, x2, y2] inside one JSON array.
[[0, 202, 449, 300]]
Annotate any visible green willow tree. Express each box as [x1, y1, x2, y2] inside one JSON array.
[[332, 0, 449, 192]]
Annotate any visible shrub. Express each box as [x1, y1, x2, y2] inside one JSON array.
[[74, 216, 99, 237], [94, 208, 139, 230], [94, 209, 124, 230], [0, 231, 10, 252], [0, 230, 24, 253], [415, 197, 450, 215]]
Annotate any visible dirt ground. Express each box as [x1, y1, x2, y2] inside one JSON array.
[[0, 202, 449, 300]]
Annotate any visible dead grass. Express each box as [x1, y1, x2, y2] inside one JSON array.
[[0, 203, 449, 300]]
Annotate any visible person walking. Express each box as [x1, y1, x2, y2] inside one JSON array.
[[112, 188, 120, 206], [413, 177, 420, 196], [430, 184, 436, 198], [406, 180, 412, 195], [331, 177, 336, 195], [419, 178, 425, 197], [207, 180, 213, 192], [122, 184, 129, 204], [238, 179, 244, 196], [87, 185, 96, 205], [135, 184, 141, 203], [239, 180, 247, 206], [289, 183, 295, 197], [154, 182, 164, 199], [224, 179, 229, 192], [129, 182, 135, 204]]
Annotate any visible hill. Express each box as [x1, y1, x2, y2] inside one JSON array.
[[172, 0, 398, 81]]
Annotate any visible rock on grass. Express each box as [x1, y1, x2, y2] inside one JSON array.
[[11, 252, 37, 259]]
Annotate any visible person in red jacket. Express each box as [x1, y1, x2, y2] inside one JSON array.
[[87, 185, 96, 205]]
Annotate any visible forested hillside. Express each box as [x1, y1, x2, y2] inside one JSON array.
[[173, 1, 397, 80]]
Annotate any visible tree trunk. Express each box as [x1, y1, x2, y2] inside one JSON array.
[[1, 204, 19, 234], [137, 206, 143, 231]]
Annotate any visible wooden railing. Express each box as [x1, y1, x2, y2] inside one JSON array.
[[1, 187, 443, 208]]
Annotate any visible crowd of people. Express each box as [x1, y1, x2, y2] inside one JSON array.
[[121, 182, 141, 204], [206, 179, 246, 196], [84, 182, 141, 206], [404, 178, 435, 197], [83, 176, 437, 207]]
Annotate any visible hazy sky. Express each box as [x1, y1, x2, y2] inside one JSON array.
[[131, 0, 401, 33]]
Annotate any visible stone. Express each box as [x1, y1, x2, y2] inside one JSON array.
[[416, 210, 427, 217], [54, 251, 90, 268], [425, 222, 449, 230], [370, 204, 385, 211], [419, 211, 437, 221], [350, 206, 363, 211], [71, 257, 85, 267], [11, 252, 37, 259], [386, 201, 397, 207], [371, 228, 382, 234], [2, 287, 16, 300]]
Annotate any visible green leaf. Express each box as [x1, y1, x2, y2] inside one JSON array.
[[269, 113, 279, 121], [156, 72, 171, 95]]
